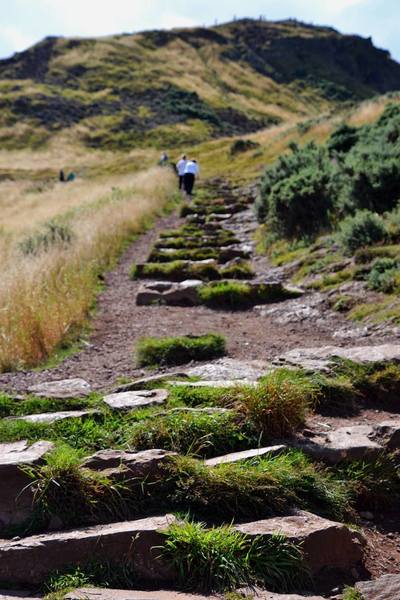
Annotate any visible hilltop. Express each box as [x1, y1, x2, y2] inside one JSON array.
[[1, 18, 400, 152]]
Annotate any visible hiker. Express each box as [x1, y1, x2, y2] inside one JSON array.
[[59, 169, 65, 182], [159, 152, 169, 166], [66, 172, 76, 182], [176, 154, 187, 190], [183, 159, 199, 196]]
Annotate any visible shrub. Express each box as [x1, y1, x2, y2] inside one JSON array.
[[19, 221, 73, 256], [136, 334, 226, 367], [162, 520, 305, 593], [327, 123, 359, 155], [198, 281, 297, 309], [368, 257, 399, 293], [338, 210, 387, 254], [230, 139, 260, 155]]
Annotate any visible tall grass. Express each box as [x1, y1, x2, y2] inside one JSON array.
[[0, 167, 176, 371]]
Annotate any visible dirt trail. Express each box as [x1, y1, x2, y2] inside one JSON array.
[[0, 184, 397, 393]]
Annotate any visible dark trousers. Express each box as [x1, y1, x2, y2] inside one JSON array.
[[183, 173, 195, 195], [178, 175, 184, 190]]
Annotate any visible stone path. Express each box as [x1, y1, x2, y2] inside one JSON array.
[[0, 181, 400, 599]]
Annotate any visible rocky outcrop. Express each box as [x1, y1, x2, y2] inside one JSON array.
[[0, 440, 54, 533], [235, 510, 365, 575], [355, 573, 400, 599], [0, 515, 176, 586]]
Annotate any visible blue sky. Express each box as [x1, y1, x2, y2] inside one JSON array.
[[1, 0, 399, 61]]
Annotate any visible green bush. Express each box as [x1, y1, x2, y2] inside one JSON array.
[[368, 257, 399, 293], [338, 210, 387, 254], [230, 139, 260, 155], [327, 123, 359, 155], [136, 333, 226, 367]]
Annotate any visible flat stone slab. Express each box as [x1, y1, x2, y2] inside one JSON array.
[[186, 358, 268, 382], [278, 344, 400, 371], [297, 425, 382, 465], [356, 573, 400, 599], [82, 449, 176, 479], [205, 445, 287, 466], [0, 594, 42, 599], [7, 410, 97, 424], [114, 372, 189, 393], [27, 378, 91, 399], [0, 441, 54, 532], [235, 510, 365, 575], [240, 592, 325, 600], [65, 588, 218, 599], [136, 280, 201, 306], [0, 515, 177, 586], [103, 389, 168, 411], [171, 379, 257, 388]]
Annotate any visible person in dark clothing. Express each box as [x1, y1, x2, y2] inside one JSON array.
[[183, 159, 199, 196], [59, 169, 65, 182]]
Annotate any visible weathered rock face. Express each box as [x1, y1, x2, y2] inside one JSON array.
[[356, 573, 400, 599], [82, 449, 176, 480], [205, 445, 287, 466], [235, 510, 365, 575], [277, 344, 400, 371], [103, 389, 168, 411], [0, 440, 54, 533], [0, 515, 176, 586], [27, 378, 91, 399], [297, 425, 382, 465], [372, 420, 400, 450], [186, 358, 268, 382], [136, 280, 201, 306], [65, 588, 218, 599], [7, 410, 97, 424]]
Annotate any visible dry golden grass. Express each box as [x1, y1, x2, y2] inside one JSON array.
[[0, 167, 176, 371]]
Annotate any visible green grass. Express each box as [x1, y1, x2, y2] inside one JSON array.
[[341, 588, 363, 600], [0, 392, 99, 418], [162, 520, 306, 593], [198, 281, 298, 309], [220, 261, 255, 279], [131, 260, 221, 281], [136, 334, 226, 367], [154, 232, 238, 249]]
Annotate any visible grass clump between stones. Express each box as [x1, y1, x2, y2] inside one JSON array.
[[198, 281, 297, 309], [149, 247, 219, 262], [136, 333, 226, 367], [162, 520, 306, 593], [131, 260, 220, 281]]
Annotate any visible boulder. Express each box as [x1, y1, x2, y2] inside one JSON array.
[[186, 358, 268, 382], [235, 510, 365, 575], [0, 515, 176, 586], [297, 425, 382, 465], [277, 344, 400, 372], [103, 389, 168, 411], [205, 445, 287, 466], [0, 441, 54, 533], [82, 449, 176, 479], [27, 378, 91, 399], [65, 588, 217, 599], [136, 280, 201, 306], [7, 410, 98, 424], [355, 573, 400, 599], [114, 372, 189, 393]]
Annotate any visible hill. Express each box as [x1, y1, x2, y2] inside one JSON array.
[[1, 18, 400, 152]]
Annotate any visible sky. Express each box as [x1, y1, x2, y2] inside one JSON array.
[[0, 0, 399, 62]]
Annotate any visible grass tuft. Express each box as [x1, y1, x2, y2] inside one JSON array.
[[198, 281, 297, 309], [136, 333, 226, 367]]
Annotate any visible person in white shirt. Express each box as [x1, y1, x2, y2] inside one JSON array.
[[183, 159, 199, 196], [176, 154, 187, 190]]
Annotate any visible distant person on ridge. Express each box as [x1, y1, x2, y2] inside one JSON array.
[[183, 159, 199, 196], [176, 154, 187, 190]]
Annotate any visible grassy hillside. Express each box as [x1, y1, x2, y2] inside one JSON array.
[[1, 18, 400, 156]]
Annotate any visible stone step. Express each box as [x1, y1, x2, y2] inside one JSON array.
[[0, 440, 54, 534], [82, 448, 176, 478], [7, 410, 98, 424], [170, 379, 257, 388], [27, 378, 91, 399], [113, 372, 189, 393], [235, 510, 365, 576], [355, 573, 400, 599], [133, 259, 219, 282], [277, 344, 400, 372], [205, 445, 287, 466], [0, 515, 177, 586], [103, 389, 168, 411], [65, 589, 326, 600], [185, 358, 268, 382], [297, 419, 400, 464], [136, 280, 201, 306]]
